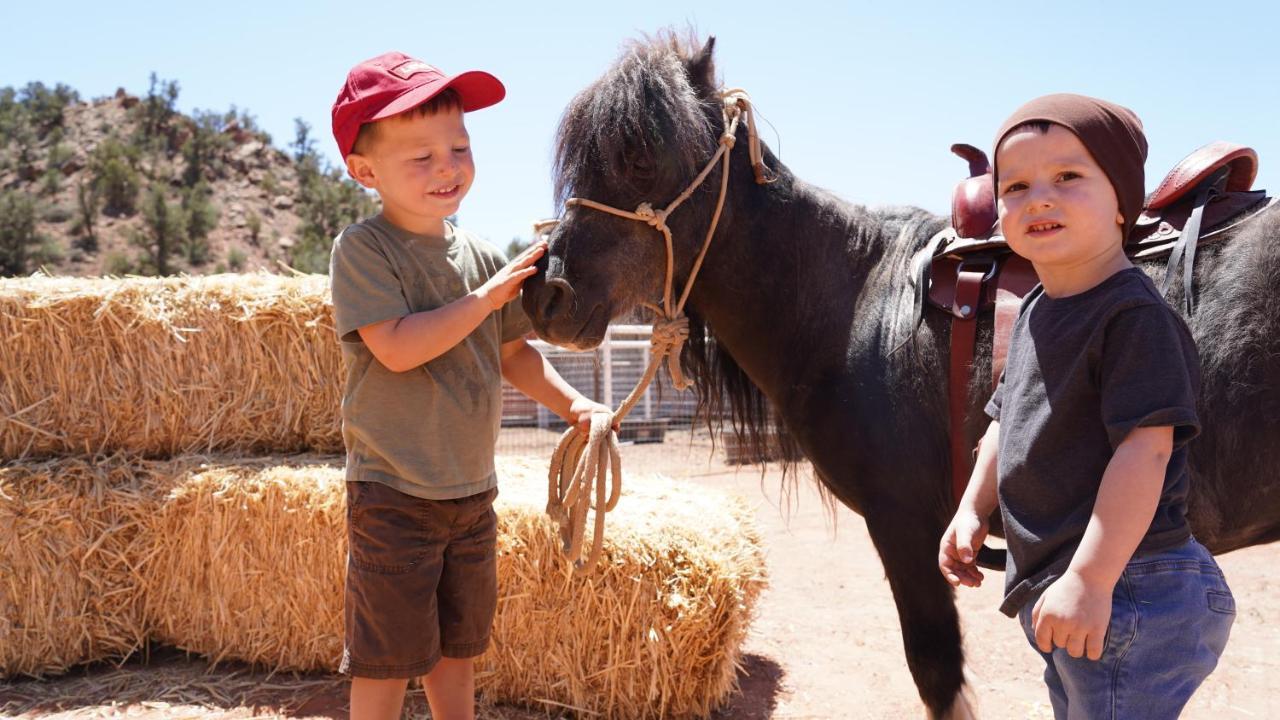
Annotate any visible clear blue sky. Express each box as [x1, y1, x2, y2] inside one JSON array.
[[5, 1, 1277, 248]]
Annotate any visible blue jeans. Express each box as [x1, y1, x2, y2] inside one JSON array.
[[1017, 538, 1235, 720]]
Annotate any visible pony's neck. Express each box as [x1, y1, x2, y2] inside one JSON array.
[[685, 170, 889, 407]]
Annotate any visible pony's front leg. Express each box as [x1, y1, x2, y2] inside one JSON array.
[[864, 500, 977, 720]]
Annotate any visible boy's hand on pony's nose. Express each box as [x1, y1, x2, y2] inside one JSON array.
[[479, 241, 547, 310]]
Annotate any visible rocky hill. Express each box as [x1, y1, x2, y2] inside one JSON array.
[[0, 79, 377, 277]]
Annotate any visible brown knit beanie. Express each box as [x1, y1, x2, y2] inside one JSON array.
[[993, 93, 1148, 239]]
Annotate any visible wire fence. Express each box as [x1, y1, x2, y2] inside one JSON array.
[[496, 325, 702, 458]]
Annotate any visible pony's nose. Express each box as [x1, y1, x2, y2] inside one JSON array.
[[537, 277, 576, 321]]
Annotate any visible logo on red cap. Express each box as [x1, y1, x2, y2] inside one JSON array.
[[389, 60, 437, 80]]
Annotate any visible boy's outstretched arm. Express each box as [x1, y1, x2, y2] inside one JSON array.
[[500, 338, 613, 432], [357, 241, 547, 372], [1031, 425, 1172, 660], [939, 419, 1001, 588]]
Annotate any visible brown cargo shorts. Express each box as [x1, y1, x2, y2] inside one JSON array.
[[339, 480, 499, 679]]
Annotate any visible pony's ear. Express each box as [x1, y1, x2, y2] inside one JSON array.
[[685, 36, 717, 91]]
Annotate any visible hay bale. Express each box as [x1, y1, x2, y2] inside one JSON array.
[[0, 273, 343, 459], [0, 457, 162, 677], [139, 456, 348, 671], [484, 458, 765, 719], [2, 454, 764, 718]]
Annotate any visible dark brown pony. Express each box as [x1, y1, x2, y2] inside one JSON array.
[[522, 33, 1280, 718]]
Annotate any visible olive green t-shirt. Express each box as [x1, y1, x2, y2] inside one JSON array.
[[328, 214, 532, 499]]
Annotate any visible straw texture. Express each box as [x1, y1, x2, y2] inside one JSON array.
[[1, 454, 765, 718], [0, 273, 343, 459], [0, 456, 164, 677], [139, 456, 348, 671]]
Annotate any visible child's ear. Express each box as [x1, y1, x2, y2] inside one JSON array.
[[345, 153, 377, 189], [1116, 211, 1124, 225]]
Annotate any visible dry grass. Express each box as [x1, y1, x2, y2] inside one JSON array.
[[0, 273, 343, 460], [0, 456, 163, 677], [1, 454, 765, 719], [140, 457, 347, 671]]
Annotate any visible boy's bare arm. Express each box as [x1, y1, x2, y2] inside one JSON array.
[[357, 242, 546, 373], [961, 420, 1001, 518], [500, 338, 612, 431], [1032, 424, 1172, 660], [1068, 424, 1172, 586], [940, 420, 1000, 588]]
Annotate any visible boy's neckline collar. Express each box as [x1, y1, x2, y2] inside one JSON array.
[[371, 213, 455, 245], [1037, 266, 1142, 306]]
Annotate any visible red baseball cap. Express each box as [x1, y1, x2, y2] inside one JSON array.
[[331, 51, 506, 157]]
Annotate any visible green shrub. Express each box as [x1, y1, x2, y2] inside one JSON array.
[[74, 178, 101, 251], [0, 190, 42, 275], [30, 235, 64, 267], [0, 87, 18, 140], [227, 246, 247, 271], [133, 186, 186, 275], [182, 109, 230, 185], [131, 73, 180, 149], [181, 182, 218, 265], [42, 203, 73, 223], [103, 251, 136, 276], [246, 211, 262, 245], [91, 137, 142, 216], [17, 82, 79, 137], [291, 166, 376, 274], [261, 171, 280, 196], [40, 168, 61, 196]]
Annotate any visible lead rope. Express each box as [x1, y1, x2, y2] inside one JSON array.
[[543, 89, 771, 570]]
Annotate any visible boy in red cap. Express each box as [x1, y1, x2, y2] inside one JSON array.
[[328, 51, 610, 720], [938, 94, 1234, 718]]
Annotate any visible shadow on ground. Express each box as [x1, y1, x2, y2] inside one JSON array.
[[0, 646, 785, 719]]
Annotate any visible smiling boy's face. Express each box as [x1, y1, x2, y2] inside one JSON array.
[[996, 124, 1126, 270], [345, 106, 474, 236]]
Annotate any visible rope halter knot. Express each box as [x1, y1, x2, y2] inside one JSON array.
[[633, 202, 669, 232], [650, 315, 693, 391]]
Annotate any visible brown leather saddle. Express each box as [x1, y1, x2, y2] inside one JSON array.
[[913, 140, 1276, 510]]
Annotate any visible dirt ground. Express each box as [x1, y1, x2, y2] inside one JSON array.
[[3, 431, 1276, 719]]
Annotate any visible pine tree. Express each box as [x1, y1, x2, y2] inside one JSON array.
[[133, 186, 186, 275], [74, 177, 101, 251], [91, 137, 141, 216], [0, 190, 42, 275], [181, 181, 219, 265]]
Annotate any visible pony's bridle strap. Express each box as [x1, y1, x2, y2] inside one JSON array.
[[540, 89, 770, 572], [549, 88, 770, 389]]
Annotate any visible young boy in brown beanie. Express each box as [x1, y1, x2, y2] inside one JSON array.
[[938, 94, 1235, 719]]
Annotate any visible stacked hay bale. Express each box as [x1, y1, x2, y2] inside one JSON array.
[[0, 274, 342, 458], [0, 457, 162, 677], [0, 275, 766, 718]]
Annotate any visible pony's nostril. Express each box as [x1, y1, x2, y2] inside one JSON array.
[[539, 278, 575, 320]]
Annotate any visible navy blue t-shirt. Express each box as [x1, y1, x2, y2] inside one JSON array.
[[986, 268, 1200, 617]]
